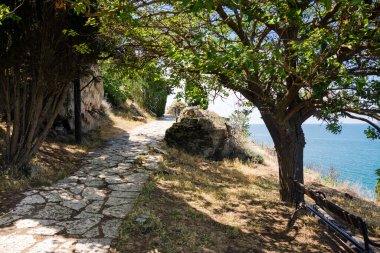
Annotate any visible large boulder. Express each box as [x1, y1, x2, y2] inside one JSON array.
[[165, 107, 236, 160]]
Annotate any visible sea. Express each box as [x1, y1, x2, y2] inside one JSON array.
[[249, 124, 380, 196]]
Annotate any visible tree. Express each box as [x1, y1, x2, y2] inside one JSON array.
[[111, 0, 380, 203], [0, 0, 99, 173]]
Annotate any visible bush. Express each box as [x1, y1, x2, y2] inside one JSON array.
[[228, 109, 251, 140], [100, 61, 168, 116], [103, 74, 128, 108]]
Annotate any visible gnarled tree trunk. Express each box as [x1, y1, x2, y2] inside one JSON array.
[[262, 114, 306, 204]]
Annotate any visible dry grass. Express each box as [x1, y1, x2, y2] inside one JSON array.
[[116, 145, 377, 253]]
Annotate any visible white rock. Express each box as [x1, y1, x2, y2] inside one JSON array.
[[14, 219, 55, 228], [0, 235, 37, 253], [19, 194, 45, 205], [27, 226, 64, 235], [74, 239, 112, 253]]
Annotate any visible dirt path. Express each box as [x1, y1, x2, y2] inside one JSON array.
[[0, 118, 174, 253]]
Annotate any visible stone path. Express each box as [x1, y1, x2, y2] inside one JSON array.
[[0, 118, 174, 253]]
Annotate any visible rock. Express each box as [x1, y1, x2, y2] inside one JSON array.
[[56, 64, 104, 133], [85, 201, 104, 213], [109, 191, 140, 199], [82, 188, 107, 201], [83, 227, 100, 238], [125, 173, 150, 183], [40, 191, 63, 202], [104, 175, 124, 184], [0, 214, 21, 227], [101, 219, 122, 238], [135, 215, 150, 224], [105, 197, 134, 206], [164, 107, 235, 160], [34, 204, 73, 220], [19, 194, 45, 205], [108, 183, 143, 192], [75, 211, 103, 219], [134, 215, 156, 234], [61, 199, 88, 211], [11, 204, 35, 215], [60, 217, 101, 235], [102, 204, 133, 218]]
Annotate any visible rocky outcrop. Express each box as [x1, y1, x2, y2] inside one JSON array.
[[55, 65, 104, 134], [164, 107, 236, 160], [165, 107, 264, 163]]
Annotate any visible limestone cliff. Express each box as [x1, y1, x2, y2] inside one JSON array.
[[55, 65, 104, 134]]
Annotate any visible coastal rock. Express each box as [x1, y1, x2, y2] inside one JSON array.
[[164, 107, 236, 160]]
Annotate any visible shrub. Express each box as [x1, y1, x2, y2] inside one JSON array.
[[101, 61, 168, 116], [323, 166, 340, 186], [103, 74, 128, 108]]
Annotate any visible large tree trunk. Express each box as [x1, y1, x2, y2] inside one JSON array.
[[262, 115, 306, 204]]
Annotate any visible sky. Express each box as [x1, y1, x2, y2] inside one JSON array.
[[166, 89, 362, 124]]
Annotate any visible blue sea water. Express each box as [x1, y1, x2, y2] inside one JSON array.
[[249, 124, 380, 193]]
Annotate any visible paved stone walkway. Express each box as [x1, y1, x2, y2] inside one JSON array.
[[0, 118, 174, 253]]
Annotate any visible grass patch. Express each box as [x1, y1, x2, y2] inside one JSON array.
[[115, 145, 366, 252]]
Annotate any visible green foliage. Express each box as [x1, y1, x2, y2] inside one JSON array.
[[0, 4, 21, 25], [184, 81, 209, 109], [229, 109, 252, 139], [140, 76, 168, 117], [100, 60, 168, 116], [103, 74, 128, 108], [365, 127, 380, 140]]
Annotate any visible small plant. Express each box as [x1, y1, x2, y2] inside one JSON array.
[[228, 108, 251, 140], [323, 166, 340, 186]]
